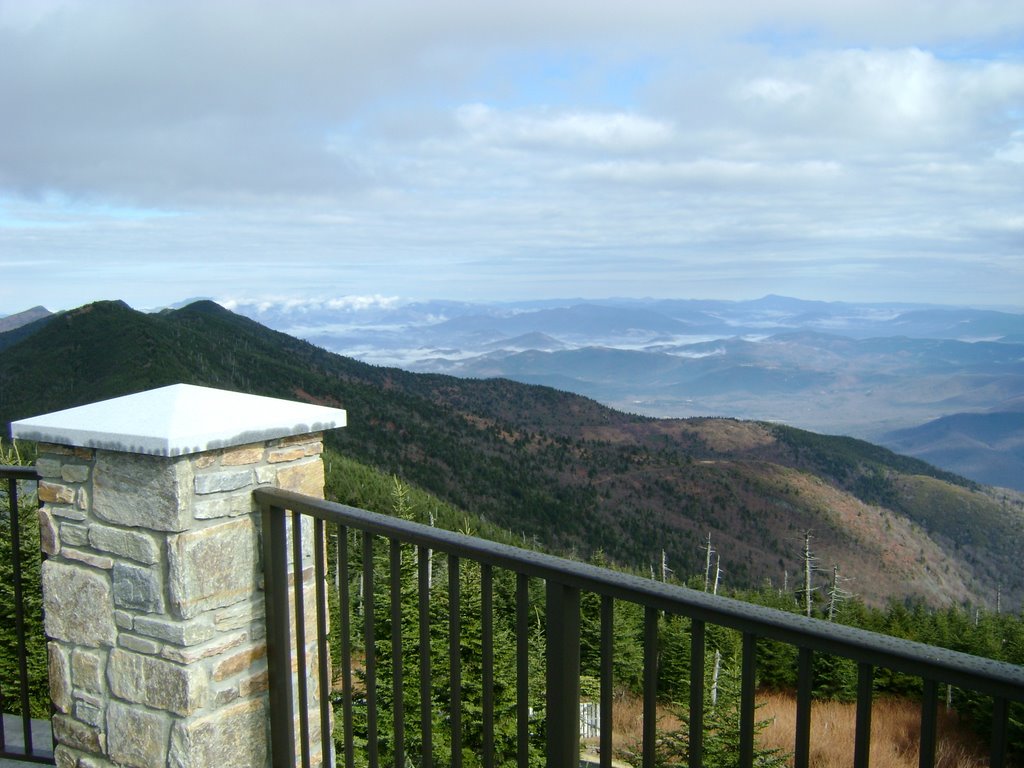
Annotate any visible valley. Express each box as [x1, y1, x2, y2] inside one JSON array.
[[223, 295, 1024, 490]]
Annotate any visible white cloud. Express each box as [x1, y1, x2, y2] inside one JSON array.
[[456, 104, 674, 152], [0, 0, 1022, 309]]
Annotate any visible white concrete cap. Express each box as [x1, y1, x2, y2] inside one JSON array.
[[11, 383, 347, 457]]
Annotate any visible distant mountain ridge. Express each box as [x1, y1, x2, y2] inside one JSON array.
[[219, 295, 1024, 489], [883, 412, 1024, 490], [0, 306, 52, 334], [1, 299, 1021, 610]]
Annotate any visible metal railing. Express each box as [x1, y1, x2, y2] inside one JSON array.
[[0, 465, 54, 764], [257, 486, 1024, 768]]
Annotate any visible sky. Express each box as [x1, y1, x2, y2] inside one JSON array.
[[1, 0, 1023, 313]]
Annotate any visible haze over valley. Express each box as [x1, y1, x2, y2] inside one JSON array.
[[221, 294, 1024, 491]]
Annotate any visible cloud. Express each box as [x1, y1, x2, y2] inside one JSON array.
[[0, 0, 1022, 309], [456, 104, 674, 152]]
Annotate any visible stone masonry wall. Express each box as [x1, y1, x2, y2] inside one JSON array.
[[37, 433, 328, 768]]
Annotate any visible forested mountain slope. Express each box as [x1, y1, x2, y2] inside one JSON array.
[[1, 299, 1020, 608]]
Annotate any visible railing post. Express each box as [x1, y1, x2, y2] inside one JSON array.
[[262, 502, 296, 767], [12, 384, 345, 768], [545, 580, 580, 768]]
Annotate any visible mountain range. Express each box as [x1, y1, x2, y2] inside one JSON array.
[[222, 295, 1024, 491], [1, 299, 1021, 610]]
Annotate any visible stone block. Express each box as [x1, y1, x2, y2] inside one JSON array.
[[277, 460, 324, 497], [39, 508, 59, 556], [194, 469, 253, 495], [79, 756, 117, 768], [61, 464, 91, 483], [159, 630, 245, 665], [267, 446, 305, 463], [74, 697, 104, 727], [132, 615, 215, 646], [112, 561, 165, 613], [39, 480, 75, 504], [35, 457, 62, 478], [89, 524, 160, 565], [255, 465, 276, 484], [52, 504, 87, 521], [62, 548, 114, 570], [107, 700, 172, 768], [214, 599, 264, 632], [48, 642, 71, 713], [212, 642, 267, 682], [42, 561, 117, 647], [41, 443, 94, 459], [212, 685, 240, 707], [108, 649, 206, 716], [168, 518, 256, 619], [114, 610, 134, 630], [93, 452, 193, 532], [118, 633, 162, 655], [71, 648, 106, 695], [167, 698, 267, 768], [280, 432, 322, 447], [53, 713, 104, 754], [60, 522, 89, 547], [221, 444, 264, 466], [53, 744, 77, 768], [238, 668, 268, 698], [192, 493, 252, 520], [192, 453, 217, 469]]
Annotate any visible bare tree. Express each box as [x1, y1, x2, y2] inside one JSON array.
[[703, 532, 715, 592], [802, 531, 818, 618]]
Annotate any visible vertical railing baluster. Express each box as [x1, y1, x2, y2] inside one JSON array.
[[262, 502, 296, 767], [390, 539, 404, 768], [642, 607, 658, 768], [794, 648, 813, 768], [919, 679, 938, 768], [600, 595, 614, 768], [853, 663, 873, 768], [689, 619, 705, 768], [418, 545, 433, 768], [482, 564, 495, 768], [516, 573, 529, 768], [364, 533, 379, 768], [291, 511, 311, 768], [313, 519, 332, 767], [991, 696, 1009, 768], [547, 580, 582, 768], [8, 476, 32, 755], [739, 633, 757, 768], [339, 525, 355, 768], [449, 556, 462, 768]]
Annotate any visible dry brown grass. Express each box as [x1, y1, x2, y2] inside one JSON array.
[[757, 692, 986, 768], [597, 691, 987, 768]]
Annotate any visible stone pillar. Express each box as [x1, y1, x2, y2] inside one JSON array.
[[12, 384, 346, 768]]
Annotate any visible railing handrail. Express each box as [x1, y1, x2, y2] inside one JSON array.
[[255, 486, 1024, 703], [0, 465, 40, 481]]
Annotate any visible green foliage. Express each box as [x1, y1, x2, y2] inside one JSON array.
[[0, 440, 48, 717], [339, 473, 545, 768]]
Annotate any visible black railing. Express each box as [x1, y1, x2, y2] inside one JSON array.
[[257, 486, 1024, 768], [0, 465, 54, 764]]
